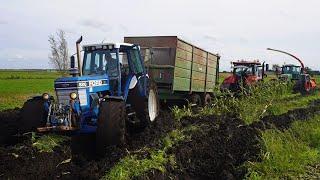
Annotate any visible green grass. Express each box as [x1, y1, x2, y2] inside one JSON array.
[[0, 70, 60, 79], [32, 133, 69, 153], [266, 93, 320, 116], [246, 115, 320, 179], [0, 70, 59, 111]]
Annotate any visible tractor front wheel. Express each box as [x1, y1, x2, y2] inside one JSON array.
[[96, 100, 126, 156], [20, 98, 47, 132]]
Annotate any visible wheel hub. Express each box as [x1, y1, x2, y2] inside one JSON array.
[[148, 89, 157, 122]]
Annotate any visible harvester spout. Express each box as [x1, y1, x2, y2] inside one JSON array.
[[76, 36, 83, 76], [267, 48, 305, 73]]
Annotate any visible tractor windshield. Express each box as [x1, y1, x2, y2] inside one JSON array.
[[83, 50, 124, 78], [234, 66, 253, 76]]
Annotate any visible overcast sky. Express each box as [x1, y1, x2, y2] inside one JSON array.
[[0, 0, 319, 71]]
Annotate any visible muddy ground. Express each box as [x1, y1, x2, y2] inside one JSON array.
[[0, 101, 319, 179]]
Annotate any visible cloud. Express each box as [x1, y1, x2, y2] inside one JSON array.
[[0, 19, 8, 25], [78, 19, 112, 32], [203, 35, 218, 42]]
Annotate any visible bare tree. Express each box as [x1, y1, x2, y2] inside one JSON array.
[[48, 30, 69, 74], [272, 64, 280, 71]]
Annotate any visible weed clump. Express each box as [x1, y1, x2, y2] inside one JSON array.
[[32, 133, 69, 153], [103, 126, 198, 180]]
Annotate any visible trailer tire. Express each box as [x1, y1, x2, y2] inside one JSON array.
[[20, 98, 47, 132], [189, 94, 202, 107], [96, 100, 126, 156], [203, 93, 213, 106]]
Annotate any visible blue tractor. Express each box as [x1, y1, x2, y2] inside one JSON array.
[[20, 37, 159, 154]]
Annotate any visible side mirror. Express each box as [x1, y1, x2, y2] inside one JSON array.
[[70, 56, 75, 69]]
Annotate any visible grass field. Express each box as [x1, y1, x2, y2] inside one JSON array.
[[0, 70, 318, 111], [0, 70, 59, 110]]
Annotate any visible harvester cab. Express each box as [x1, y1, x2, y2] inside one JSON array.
[[221, 60, 265, 92], [20, 36, 159, 154]]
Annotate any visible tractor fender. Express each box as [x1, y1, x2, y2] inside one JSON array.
[[124, 74, 149, 101], [129, 75, 138, 90]]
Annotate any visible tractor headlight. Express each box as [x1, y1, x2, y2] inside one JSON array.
[[42, 93, 49, 100], [70, 92, 77, 100]]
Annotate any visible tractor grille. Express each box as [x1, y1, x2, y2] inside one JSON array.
[[56, 89, 76, 105], [56, 89, 87, 106]]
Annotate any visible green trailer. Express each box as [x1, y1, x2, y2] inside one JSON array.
[[124, 36, 220, 106]]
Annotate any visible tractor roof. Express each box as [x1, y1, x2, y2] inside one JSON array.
[[232, 60, 261, 66], [83, 42, 134, 49]]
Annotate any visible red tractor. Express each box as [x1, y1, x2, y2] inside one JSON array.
[[267, 48, 317, 95], [221, 60, 266, 92]]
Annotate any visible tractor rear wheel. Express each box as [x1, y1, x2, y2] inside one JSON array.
[[138, 81, 159, 127], [127, 81, 159, 129], [20, 98, 47, 132], [96, 100, 126, 156]]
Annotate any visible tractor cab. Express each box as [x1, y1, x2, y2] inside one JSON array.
[[280, 64, 301, 81], [232, 61, 263, 80], [221, 60, 265, 92]]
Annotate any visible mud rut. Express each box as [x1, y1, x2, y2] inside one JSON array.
[[0, 100, 320, 179]]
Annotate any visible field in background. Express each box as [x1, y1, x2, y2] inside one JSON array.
[[0, 70, 319, 111], [0, 70, 60, 110]]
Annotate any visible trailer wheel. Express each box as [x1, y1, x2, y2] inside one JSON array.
[[20, 98, 47, 132], [189, 94, 202, 107], [96, 100, 126, 156], [203, 93, 212, 106]]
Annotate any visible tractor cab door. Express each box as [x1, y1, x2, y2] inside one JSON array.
[[123, 45, 148, 98]]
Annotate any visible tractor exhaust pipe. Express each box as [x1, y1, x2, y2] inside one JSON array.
[[76, 36, 83, 76], [262, 61, 265, 80]]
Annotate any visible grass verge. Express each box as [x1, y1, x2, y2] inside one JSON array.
[[246, 115, 320, 179]]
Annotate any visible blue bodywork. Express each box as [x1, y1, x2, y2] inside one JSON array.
[[40, 44, 148, 134]]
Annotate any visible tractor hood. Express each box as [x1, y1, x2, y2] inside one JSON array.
[[54, 75, 110, 108], [220, 74, 237, 91], [54, 75, 109, 90]]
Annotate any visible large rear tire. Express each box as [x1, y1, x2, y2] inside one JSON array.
[[128, 81, 159, 129], [20, 98, 47, 132], [96, 100, 126, 155]]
